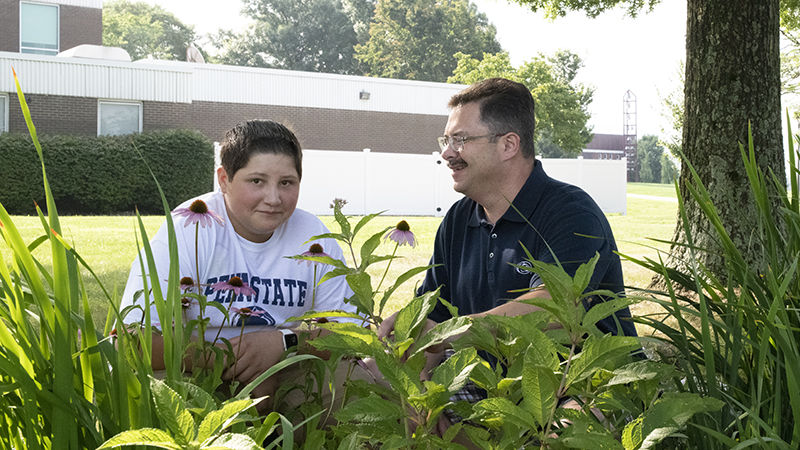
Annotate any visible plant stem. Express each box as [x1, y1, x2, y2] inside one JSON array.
[[311, 264, 318, 310], [543, 342, 577, 440], [375, 243, 399, 317]]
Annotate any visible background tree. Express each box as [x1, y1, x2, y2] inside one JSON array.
[[514, 0, 786, 277], [660, 152, 678, 183], [102, 0, 201, 61], [449, 51, 593, 157], [356, 0, 502, 82], [211, 0, 365, 74], [636, 134, 677, 183], [636, 135, 663, 183]]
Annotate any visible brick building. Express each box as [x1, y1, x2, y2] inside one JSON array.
[[581, 133, 626, 161], [0, 0, 461, 155]]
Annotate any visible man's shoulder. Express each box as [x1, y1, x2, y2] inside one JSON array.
[[536, 176, 602, 217]]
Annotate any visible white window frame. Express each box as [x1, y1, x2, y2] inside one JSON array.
[[19, 1, 60, 55], [0, 93, 8, 133], [97, 100, 143, 136]]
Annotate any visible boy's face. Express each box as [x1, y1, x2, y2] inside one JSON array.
[[217, 152, 300, 242]]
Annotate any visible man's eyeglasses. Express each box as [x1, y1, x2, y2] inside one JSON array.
[[436, 133, 505, 153]]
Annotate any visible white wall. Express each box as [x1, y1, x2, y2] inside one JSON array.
[[214, 148, 627, 216]]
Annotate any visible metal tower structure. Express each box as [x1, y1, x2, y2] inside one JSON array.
[[623, 90, 638, 182]]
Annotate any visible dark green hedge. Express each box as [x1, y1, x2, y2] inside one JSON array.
[[0, 130, 214, 214]]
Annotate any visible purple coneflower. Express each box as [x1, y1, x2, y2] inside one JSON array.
[[299, 243, 331, 265], [180, 276, 195, 291], [231, 306, 266, 318], [210, 276, 256, 297], [385, 220, 416, 247], [173, 199, 224, 228]]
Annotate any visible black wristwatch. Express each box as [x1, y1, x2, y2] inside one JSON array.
[[279, 328, 298, 351]]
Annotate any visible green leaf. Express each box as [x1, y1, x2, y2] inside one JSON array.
[[634, 392, 724, 449], [411, 316, 472, 357], [623, 392, 726, 450], [286, 254, 348, 270], [605, 360, 677, 387], [566, 334, 639, 387], [97, 428, 180, 449], [470, 397, 537, 430], [394, 290, 440, 343], [203, 432, 262, 450], [346, 272, 374, 315], [559, 425, 624, 449], [521, 348, 559, 427], [431, 347, 480, 392], [407, 381, 450, 411], [582, 296, 638, 335], [523, 328, 560, 371], [287, 310, 365, 323], [177, 381, 217, 416], [319, 266, 356, 284], [377, 264, 434, 316], [359, 228, 391, 269], [197, 399, 255, 443], [332, 203, 352, 238], [334, 393, 405, 425], [352, 211, 386, 237], [336, 432, 362, 450], [373, 351, 423, 398], [622, 417, 644, 450], [570, 252, 600, 293], [149, 377, 196, 445]]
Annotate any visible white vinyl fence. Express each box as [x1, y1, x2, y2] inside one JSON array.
[[213, 147, 627, 217]]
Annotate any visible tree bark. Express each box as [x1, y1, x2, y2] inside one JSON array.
[[667, 0, 784, 277]]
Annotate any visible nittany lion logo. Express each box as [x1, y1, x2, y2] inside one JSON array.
[[234, 305, 276, 327], [515, 260, 534, 275]]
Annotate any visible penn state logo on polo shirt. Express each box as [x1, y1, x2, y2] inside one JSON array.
[[515, 260, 534, 275], [234, 305, 276, 327]]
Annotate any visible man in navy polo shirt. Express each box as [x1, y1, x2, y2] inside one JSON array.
[[379, 77, 635, 395], [381, 77, 635, 338]]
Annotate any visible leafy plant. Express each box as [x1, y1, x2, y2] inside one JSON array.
[[627, 121, 800, 448], [290, 203, 722, 449]]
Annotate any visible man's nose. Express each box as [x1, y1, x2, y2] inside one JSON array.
[[440, 144, 458, 160]]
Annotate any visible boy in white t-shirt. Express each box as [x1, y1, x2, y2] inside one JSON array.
[[120, 119, 356, 403]]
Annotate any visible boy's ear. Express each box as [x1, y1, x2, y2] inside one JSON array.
[[217, 167, 230, 193]]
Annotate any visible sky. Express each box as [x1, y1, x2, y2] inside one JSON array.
[[145, 0, 687, 139]]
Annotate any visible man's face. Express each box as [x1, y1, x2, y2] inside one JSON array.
[[441, 102, 501, 198], [217, 152, 300, 242]]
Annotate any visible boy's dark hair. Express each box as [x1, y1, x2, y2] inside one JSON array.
[[220, 120, 303, 179], [448, 78, 536, 159]]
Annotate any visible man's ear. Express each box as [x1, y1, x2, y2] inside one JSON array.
[[217, 167, 230, 193], [498, 132, 522, 161]]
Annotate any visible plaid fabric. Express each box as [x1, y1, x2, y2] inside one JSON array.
[[443, 349, 487, 424]]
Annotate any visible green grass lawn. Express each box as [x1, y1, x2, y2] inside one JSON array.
[[626, 182, 678, 198], [2, 183, 677, 328]]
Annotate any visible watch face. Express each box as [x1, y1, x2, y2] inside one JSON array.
[[284, 333, 299, 350]]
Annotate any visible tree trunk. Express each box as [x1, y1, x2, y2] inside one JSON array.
[[667, 0, 783, 277]]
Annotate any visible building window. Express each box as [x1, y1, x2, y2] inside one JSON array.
[[20, 2, 60, 55], [0, 94, 8, 133], [98, 101, 142, 136]]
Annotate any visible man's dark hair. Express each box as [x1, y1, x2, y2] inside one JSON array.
[[220, 120, 303, 179], [448, 78, 536, 159]]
